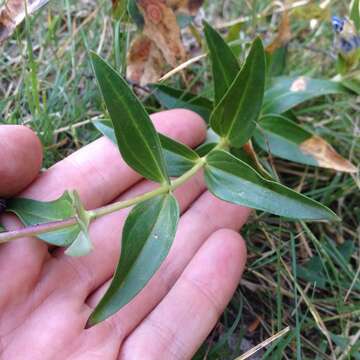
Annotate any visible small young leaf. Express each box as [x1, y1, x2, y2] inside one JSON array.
[[267, 46, 287, 77], [65, 230, 92, 257], [159, 134, 200, 177], [263, 76, 348, 114], [254, 115, 357, 173], [94, 120, 200, 177], [90, 52, 169, 184], [65, 191, 93, 257], [150, 84, 212, 123], [210, 37, 266, 148], [6, 192, 80, 246], [205, 150, 339, 221], [93, 119, 117, 144], [203, 21, 240, 104], [88, 194, 179, 326]]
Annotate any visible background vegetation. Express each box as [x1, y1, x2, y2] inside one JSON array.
[[0, 0, 359, 358]]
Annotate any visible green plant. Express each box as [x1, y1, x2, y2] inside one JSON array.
[[0, 22, 349, 329]]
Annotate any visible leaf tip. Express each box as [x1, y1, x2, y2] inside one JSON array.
[[85, 316, 96, 329], [202, 19, 210, 28]]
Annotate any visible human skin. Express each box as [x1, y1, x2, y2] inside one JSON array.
[[0, 109, 250, 360]]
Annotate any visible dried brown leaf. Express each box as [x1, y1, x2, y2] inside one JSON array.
[[300, 136, 358, 173], [126, 33, 165, 85], [266, 11, 291, 54], [0, 0, 49, 43], [137, 0, 186, 67]]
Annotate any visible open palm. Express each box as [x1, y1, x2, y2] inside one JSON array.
[[0, 110, 249, 360]]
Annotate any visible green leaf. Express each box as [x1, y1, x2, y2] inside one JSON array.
[[351, 0, 360, 31], [267, 46, 287, 77], [93, 120, 200, 177], [254, 115, 357, 173], [203, 21, 240, 104], [150, 84, 212, 123], [65, 230, 92, 257], [65, 191, 93, 257], [263, 76, 348, 114], [230, 145, 273, 181], [254, 115, 315, 165], [297, 256, 327, 289], [93, 119, 117, 144], [210, 37, 266, 148], [341, 77, 360, 95], [90, 52, 169, 184], [88, 194, 180, 326], [6, 192, 80, 246], [159, 134, 200, 177], [205, 150, 339, 221]]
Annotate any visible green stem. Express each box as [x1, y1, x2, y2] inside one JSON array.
[[0, 218, 77, 244], [89, 157, 206, 220], [0, 158, 207, 244]]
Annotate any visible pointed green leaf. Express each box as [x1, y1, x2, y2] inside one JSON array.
[[65, 231, 92, 257], [205, 150, 339, 221], [93, 119, 117, 144], [159, 134, 200, 177], [263, 76, 348, 114], [267, 46, 287, 77], [254, 115, 357, 173], [341, 77, 360, 95], [65, 191, 93, 257], [203, 21, 240, 104], [150, 84, 212, 123], [210, 37, 266, 148], [90, 52, 169, 184], [88, 194, 180, 326], [6, 192, 80, 246], [93, 120, 200, 177]]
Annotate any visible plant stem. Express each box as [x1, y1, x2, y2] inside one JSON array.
[[89, 157, 206, 220], [0, 158, 206, 244], [0, 218, 77, 244]]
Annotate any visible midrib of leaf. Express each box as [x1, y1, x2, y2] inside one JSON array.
[[225, 54, 257, 141], [262, 130, 302, 147], [138, 196, 169, 255], [115, 196, 167, 289], [104, 70, 167, 184], [208, 35, 238, 99]]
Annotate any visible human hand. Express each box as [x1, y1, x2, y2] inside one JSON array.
[[0, 110, 250, 360]]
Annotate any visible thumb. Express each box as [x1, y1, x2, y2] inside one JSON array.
[[0, 125, 43, 198]]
